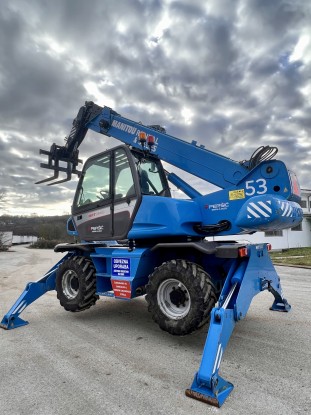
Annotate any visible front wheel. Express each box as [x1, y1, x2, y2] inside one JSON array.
[[146, 259, 217, 335], [56, 256, 99, 312]]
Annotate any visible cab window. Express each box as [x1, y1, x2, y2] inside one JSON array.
[[76, 154, 110, 207], [114, 149, 136, 199], [137, 159, 165, 195]]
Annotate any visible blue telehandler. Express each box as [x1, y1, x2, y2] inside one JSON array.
[[1, 101, 303, 407]]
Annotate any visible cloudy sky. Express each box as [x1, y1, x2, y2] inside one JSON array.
[[0, 0, 310, 216]]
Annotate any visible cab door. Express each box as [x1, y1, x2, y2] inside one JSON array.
[[72, 146, 141, 241], [72, 151, 113, 241]]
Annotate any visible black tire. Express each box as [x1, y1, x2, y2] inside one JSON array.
[[56, 256, 99, 312], [146, 259, 217, 335]]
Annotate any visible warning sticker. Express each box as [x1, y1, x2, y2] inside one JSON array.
[[112, 258, 130, 277], [111, 280, 131, 299], [229, 189, 245, 200]]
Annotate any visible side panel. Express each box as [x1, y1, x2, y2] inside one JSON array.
[[91, 246, 157, 299], [128, 196, 202, 239], [74, 205, 112, 240]]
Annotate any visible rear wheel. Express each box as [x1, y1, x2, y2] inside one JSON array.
[[56, 256, 99, 312], [146, 259, 217, 335]]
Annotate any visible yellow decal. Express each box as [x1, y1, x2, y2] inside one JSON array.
[[229, 189, 245, 200]]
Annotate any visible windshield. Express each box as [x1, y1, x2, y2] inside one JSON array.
[[76, 153, 110, 207]]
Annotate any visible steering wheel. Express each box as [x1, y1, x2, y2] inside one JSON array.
[[97, 190, 109, 200]]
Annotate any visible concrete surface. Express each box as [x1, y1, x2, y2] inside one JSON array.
[[0, 245, 310, 415]]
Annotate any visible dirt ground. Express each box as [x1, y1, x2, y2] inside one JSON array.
[[0, 245, 310, 415]]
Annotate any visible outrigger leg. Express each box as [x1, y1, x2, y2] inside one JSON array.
[[186, 244, 291, 407], [0, 254, 70, 330]]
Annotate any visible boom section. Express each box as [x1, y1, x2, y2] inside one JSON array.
[[87, 105, 248, 189]]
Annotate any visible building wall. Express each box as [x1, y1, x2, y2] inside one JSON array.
[[12, 235, 38, 244]]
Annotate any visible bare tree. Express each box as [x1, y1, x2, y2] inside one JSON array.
[[0, 191, 11, 251]]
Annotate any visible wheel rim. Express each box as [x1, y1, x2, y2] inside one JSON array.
[[157, 278, 191, 320], [62, 270, 79, 299]]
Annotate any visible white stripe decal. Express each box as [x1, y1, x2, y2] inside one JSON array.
[[249, 202, 270, 218], [213, 344, 222, 375], [217, 348, 223, 371], [282, 204, 289, 216], [12, 301, 26, 315], [286, 206, 293, 217], [258, 201, 272, 213], [247, 206, 261, 218], [18, 303, 28, 314]]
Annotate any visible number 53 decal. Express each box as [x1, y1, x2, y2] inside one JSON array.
[[245, 179, 267, 196]]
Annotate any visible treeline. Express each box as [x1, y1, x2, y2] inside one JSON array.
[[0, 215, 73, 242]]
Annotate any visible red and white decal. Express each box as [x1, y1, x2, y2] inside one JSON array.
[[111, 280, 132, 299]]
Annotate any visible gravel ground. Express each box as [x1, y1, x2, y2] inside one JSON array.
[[0, 245, 310, 415]]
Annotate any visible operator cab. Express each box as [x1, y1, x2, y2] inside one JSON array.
[[71, 145, 170, 241]]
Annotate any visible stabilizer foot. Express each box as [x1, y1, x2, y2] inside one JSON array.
[[270, 298, 291, 312], [186, 374, 234, 407], [0, 315, 29, 330]]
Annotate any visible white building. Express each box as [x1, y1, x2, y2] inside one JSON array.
[[210, 189, 311, 250], [12, 235, 38, 244]]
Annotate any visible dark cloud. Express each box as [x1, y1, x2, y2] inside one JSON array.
[[0, 0, 310, 215]]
